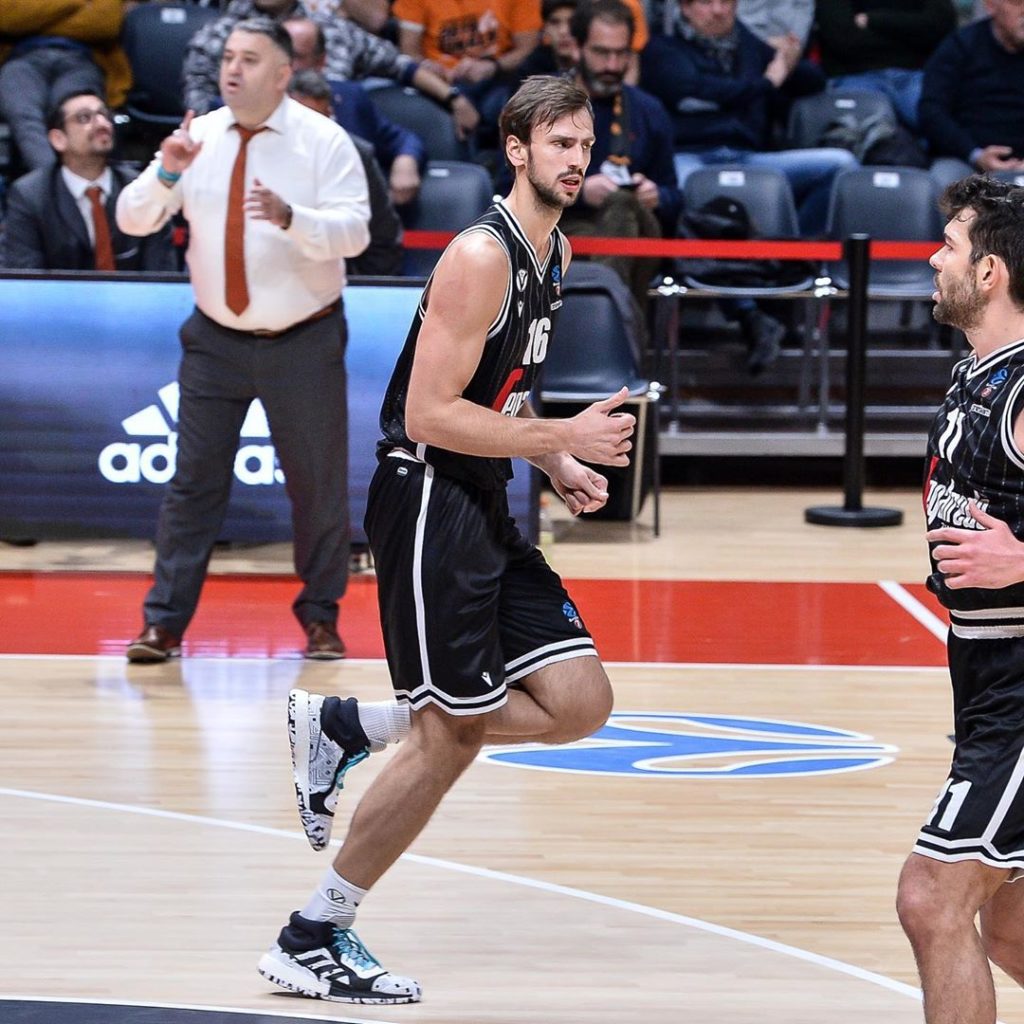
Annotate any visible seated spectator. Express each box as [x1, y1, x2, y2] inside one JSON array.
[[0, 0, 131, 172], [518, 0, 650, 86], [920, 0, 1024, 190], [815, 0, 958, 132], [557, 0, 679, 333], [391, 0, 540, 131], [1, 89, 175, 271], [288, 69, 403, 276], [641, 0, 856, 234], [284, 16, 425, 205], [304, 0, 390, 34], [515, 0, 580, 81], [183, 0, 480, 141]]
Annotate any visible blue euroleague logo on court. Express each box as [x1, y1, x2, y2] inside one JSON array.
[[480, 712, 897, 778]]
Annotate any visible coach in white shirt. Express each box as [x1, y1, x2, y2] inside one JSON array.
[[117, 17, 370, 664]]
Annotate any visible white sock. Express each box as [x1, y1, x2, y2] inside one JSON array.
[[358, 700, 410, 749], [300, 866, 366, 929]]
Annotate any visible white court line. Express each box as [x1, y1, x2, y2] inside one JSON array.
[[878, 580, 949, 643], [0, 994, 387, 1024], [0, 653, 946, 673], [0, 786, 921, 1004]]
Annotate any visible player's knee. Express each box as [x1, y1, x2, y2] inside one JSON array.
[[548, 676, 613, 744], [896, 865, 943, 942], [413, 706, 486, 766]]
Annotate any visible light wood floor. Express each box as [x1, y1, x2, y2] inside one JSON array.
[[2, 487, 1020, 1022]]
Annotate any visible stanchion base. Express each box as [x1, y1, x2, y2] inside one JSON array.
[[805, 505, 904, 527]]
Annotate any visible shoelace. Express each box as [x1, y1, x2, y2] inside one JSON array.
[[331, 927, 380, 973]]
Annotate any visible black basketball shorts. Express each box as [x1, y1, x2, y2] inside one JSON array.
[[364, 454, 597, 716], [914, 632, 1024, 876]]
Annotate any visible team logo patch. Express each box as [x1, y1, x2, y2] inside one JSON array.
[[479, 712, 897, 778], [562, 600, 583, 629], [982, 367, 1009, 398], [516, 269, 528, 292]]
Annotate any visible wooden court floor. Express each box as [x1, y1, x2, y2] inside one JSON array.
[[2, 487, 1021, 1024]]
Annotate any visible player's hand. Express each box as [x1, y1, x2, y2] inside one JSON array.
[[159, 110, 203, 174], [245, 177, 291, 228], [549, 456, 610, 515], [927, 500, 1024, 589], [566, 387, 635, 467]]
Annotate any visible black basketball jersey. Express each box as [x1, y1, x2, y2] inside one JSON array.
[[925, 338, 1024, 633], [378, 199, 566, 490]]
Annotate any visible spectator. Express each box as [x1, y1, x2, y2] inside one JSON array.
[[183, 0, 480, 142], [515, 0, 580, 81], [815, 0, 958, 132], [117, 19, 370, 663], [919, 0, 1024, 190], [289, 68, 403, 275], [2, 88, 175, 271], [304, 0, 390, 35], [641, 0, 856, 234], [392, 0, 540, 129], [284, 16, 424, 205], [0, 0, 131, 172], [557, 0, 679, 332]]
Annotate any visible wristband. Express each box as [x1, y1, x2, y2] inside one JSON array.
[[280, 204, 293, 231], [443, 86, 462, 111], [157, 164, 182, 185]]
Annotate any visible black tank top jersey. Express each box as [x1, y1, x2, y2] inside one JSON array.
[[925, 338, 1024, 618], [378, 199, 566, 490]]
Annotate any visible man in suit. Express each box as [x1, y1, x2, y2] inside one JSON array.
[[2, 89, 175, 270]]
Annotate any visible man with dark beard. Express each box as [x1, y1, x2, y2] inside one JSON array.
[[257, 76, 635, 1006], [557, 0, 679, 327], [897, 174, 1024, 1024]]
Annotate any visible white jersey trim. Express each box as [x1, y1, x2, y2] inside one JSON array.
[[494, 198, 557, 282], [1000, 373, 1024, 472], [412, 464, 435, 691]]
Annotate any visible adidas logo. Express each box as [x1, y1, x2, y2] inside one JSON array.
[[97, 382, 284, 486]]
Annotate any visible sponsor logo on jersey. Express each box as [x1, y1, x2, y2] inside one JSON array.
[[926, 479, 986, 529], [969, 403, 991, 418], [516, 269, 528, 292], [551, 263, 561, 297], [479, 712, 897, 778], [97, 382, 283, 486]]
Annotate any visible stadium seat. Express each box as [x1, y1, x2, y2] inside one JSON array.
[[786, 89, 897, 151], [401, 160, 495, 277], [121, 4, 220, 127], [541, 263, 661, 533], [366, 85, 464, 163]]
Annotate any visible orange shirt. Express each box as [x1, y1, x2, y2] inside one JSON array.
[[620, 0, 649, 52], [394, 0, 541, 69]]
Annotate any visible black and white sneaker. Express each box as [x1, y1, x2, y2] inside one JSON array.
[[258, 913, 421, 1004], [288, 689, 371, 851]]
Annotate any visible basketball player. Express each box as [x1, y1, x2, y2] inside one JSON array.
[[897, 175, 1024, 1024], [257, 75, 636, 1004]]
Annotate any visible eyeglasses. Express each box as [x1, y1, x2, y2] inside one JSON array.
[[64, 107, 113, 126]]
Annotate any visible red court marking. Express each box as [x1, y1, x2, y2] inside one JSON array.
[[0, 572, 947, 665]]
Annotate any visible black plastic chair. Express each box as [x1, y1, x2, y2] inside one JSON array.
[[541, 263, 661, 534], [825, 166, 940, 296], [121, 4, 220, 126], [366, 85, 464, 163], [786, 89, 896, 151], [401, 160, 495, 277]]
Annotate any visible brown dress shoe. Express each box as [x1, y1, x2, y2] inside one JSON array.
[[305, 621, 347, 660], [126, 625, 182, 663]]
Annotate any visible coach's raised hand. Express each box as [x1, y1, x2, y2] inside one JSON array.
[[567, 387, 636, 467], [159, 110, 203, 177]]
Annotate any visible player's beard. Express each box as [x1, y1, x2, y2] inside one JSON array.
[[526, 155, 579, 212], [933, 268, 986, 331]]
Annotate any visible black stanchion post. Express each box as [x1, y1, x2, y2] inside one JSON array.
[[805, 234, 903, 527]]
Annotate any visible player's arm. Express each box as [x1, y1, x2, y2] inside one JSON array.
[[405, 233, 634, 465]]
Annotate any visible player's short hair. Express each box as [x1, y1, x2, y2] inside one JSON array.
[[941, 174, 1024, 309], [229, 17, 295, 62], [499, 75, 592, 153], [570, 0, 635, 47]]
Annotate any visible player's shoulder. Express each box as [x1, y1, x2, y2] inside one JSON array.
[[444, 225, 511, 270]]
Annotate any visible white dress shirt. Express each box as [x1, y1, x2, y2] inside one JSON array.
[[62, 165, 114, 248], [116, 96, 371, 332]]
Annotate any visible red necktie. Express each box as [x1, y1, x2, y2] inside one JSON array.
[[86, 185, 115, 271], [225, 124, 267, 315]]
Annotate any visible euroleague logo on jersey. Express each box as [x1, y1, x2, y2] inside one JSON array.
[[479, 712, 897, 779], [981, 367, 1009, 398]]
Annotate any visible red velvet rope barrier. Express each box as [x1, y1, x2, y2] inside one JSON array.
[[401, 231, 938, 262]]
